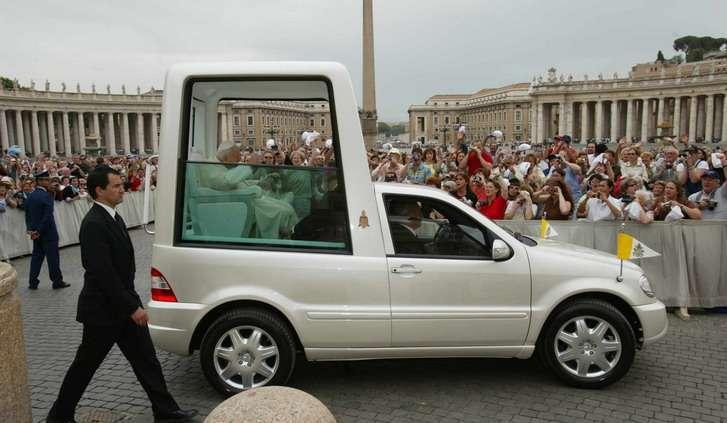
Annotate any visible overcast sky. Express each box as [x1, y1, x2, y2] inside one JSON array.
[[2, 0, 726, 121]]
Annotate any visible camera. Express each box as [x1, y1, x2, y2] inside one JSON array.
[[621, 194, 633, 205], [705, 200, 718, 211]]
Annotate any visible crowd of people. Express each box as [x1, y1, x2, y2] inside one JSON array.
[[368, 135, 727, 222], [0, 146, 158, 213]]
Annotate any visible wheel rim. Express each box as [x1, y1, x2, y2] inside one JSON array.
[[554, 315, 622, 379], [213, 325, 279, 390]]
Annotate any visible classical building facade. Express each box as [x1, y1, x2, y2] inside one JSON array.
[[409, 56, 727, 145], [218, 100, 331, 149], [0, 84, 162, 157], [408, 83, 532, 145], [530, 56, 727, 144]]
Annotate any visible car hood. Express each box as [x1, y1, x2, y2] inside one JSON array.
[[530, 239, 642, 273]]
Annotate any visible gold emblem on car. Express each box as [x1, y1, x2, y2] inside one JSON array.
[[359, 210, 370, 228]]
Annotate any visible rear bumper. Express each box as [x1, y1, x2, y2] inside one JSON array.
[[147, 300, 207, 355], [633, 301, 668, 344]]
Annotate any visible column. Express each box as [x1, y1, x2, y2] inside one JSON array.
[[688, 96, 697, 143], [705, 95, 714, 143], [565, 102, 574, 136], [722, 95, 727, 142], [62, 111, 72, 155], [610, 100, 618, 142], [529, 105, 536, 143], [0, 110, 8, 152], [580, 102, 590, 141], [77, 112, 86, 153], [673, 97, 681, 139], [121, 112, 131, 154], [46, 112, 56, 157], [151, 113, 159, 153], [136, 112, 144, 153], [30, 111, 41, 156], [640, 99, 649, 142], [220, 112, 229, 141], [625, 99, 634, 142], [594, 101, 603, 140], [536, 103, 544, 144], [106, 112, 117, 155], [14, 110, 25, 152], [93, 112, 100, 145], [558, 102, 566, 135], [657, 97, 666, 135]]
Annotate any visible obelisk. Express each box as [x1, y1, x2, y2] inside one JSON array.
[[360, 0, 378, 150]]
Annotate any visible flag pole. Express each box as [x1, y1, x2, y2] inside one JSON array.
[[616, 208, 627, 283]]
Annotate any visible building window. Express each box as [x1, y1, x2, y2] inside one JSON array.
[[247, 115, 254, 126], [515, 111, 521, 121], [233, 130, 241, 136], [417, 117, 425, 132], [233, 115, 240, 125], [515, 125, 521, 131], [248, 129, 255, 135], [310, 118, 315, 127], [321, 118, 326, 127], [444, 116, 450, 125], [434, 116, 439, 125]]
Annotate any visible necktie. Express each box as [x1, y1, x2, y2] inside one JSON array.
[[115, 213, 128, 236]]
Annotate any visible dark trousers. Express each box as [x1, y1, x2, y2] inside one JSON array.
[[28, 237, 63, 287], [48, 321, 179, 419]]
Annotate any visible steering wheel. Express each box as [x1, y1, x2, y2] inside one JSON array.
[[428, 222, 464, 255]]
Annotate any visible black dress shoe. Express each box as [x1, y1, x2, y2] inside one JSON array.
[[46, 415, 77, 423], [154, 409, 198, 422], [52, 282, 71, 289], [29, 285, 38, 290]]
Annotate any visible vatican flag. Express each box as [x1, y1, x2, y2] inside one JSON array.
[[616, 233, 660, 260], [540, 217, 558, 239]]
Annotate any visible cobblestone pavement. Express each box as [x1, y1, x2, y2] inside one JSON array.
[[10, 228, 727, 423]]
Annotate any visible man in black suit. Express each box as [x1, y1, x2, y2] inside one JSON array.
[[24, 171, 69, 290], [47, 167, 197, 423]]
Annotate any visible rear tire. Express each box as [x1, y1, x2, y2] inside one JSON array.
[[200, 308, 297, 396], [538, 299, 636, 389]]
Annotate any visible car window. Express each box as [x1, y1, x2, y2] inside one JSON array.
[[176, 79, 350, 252], [384, 194, 494, 259]]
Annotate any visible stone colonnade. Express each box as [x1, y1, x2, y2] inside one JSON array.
[[0, 109, 161, 157], [532, 93, 727, 143], [0, 87, 162, 157]]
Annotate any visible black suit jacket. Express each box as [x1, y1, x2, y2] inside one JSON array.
[[76, 203, 142, 325]]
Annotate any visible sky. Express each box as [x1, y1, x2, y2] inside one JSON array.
[[2, 0, 726, 121]]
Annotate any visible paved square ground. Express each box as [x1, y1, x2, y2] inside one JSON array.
[[9, 228, 727, 422]]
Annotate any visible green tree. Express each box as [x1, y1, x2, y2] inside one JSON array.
[[673, 36, 727, 62], [656, 50, 665, 62], [1, 76, 15, 90], [377, 122, 391, 136], [390, 123, 406, 136]]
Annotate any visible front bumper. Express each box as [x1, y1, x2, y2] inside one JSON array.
[[147, 300, 207, 356], [633, 301, 668, 344]]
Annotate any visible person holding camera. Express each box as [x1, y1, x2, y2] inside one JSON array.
[[653, 181, 702, 221], [534, 179, 573, 220], [687, 170, 727, 219], [504, 179, 535, 220], [371, 148, 406, 182], [576, 178, 622, 221], [620, 178, 653, 224]]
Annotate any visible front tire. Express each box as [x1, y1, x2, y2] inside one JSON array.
[[538, 299, 636, 388], [200, 308, 297, 396]]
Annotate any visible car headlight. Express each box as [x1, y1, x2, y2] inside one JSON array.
[[639, 274, 655, 297]]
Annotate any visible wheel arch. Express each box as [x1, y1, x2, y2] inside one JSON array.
[[535, 292, 644, 350], [189, 299, 305, 355]]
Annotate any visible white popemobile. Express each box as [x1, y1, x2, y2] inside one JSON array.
[[144, 62, 667, 395]]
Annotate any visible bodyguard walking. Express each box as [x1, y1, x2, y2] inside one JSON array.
[[25, 171, 69, 290], [47, 166, 197, 423]]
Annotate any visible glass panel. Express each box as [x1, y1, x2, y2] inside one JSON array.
[[385, 195, 492, 258], [181, 162, 346, 249], [180, 79, 348, 251]]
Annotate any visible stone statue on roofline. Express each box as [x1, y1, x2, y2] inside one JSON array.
[[137, 86, 141, 95], [547, 67, 557, 83], [584, 74, 589, 81], [30, 80, 36, 90], [92, 83, 96, 93], [61, 82, 66, 92], [598, 73, 603, 80], [76, 83, 81, 93], [45, 80, 50, 91], [106, 84, 111, 94]]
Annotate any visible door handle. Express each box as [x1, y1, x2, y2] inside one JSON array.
[[391, 265, 422, 274]]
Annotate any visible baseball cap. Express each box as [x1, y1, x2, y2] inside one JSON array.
[[701, 170, 720, 179]]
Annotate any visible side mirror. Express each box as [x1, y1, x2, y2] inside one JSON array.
[[492, 239, 512, 261]]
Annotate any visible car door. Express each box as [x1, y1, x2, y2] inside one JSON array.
[[380, 193, 531, 347]]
